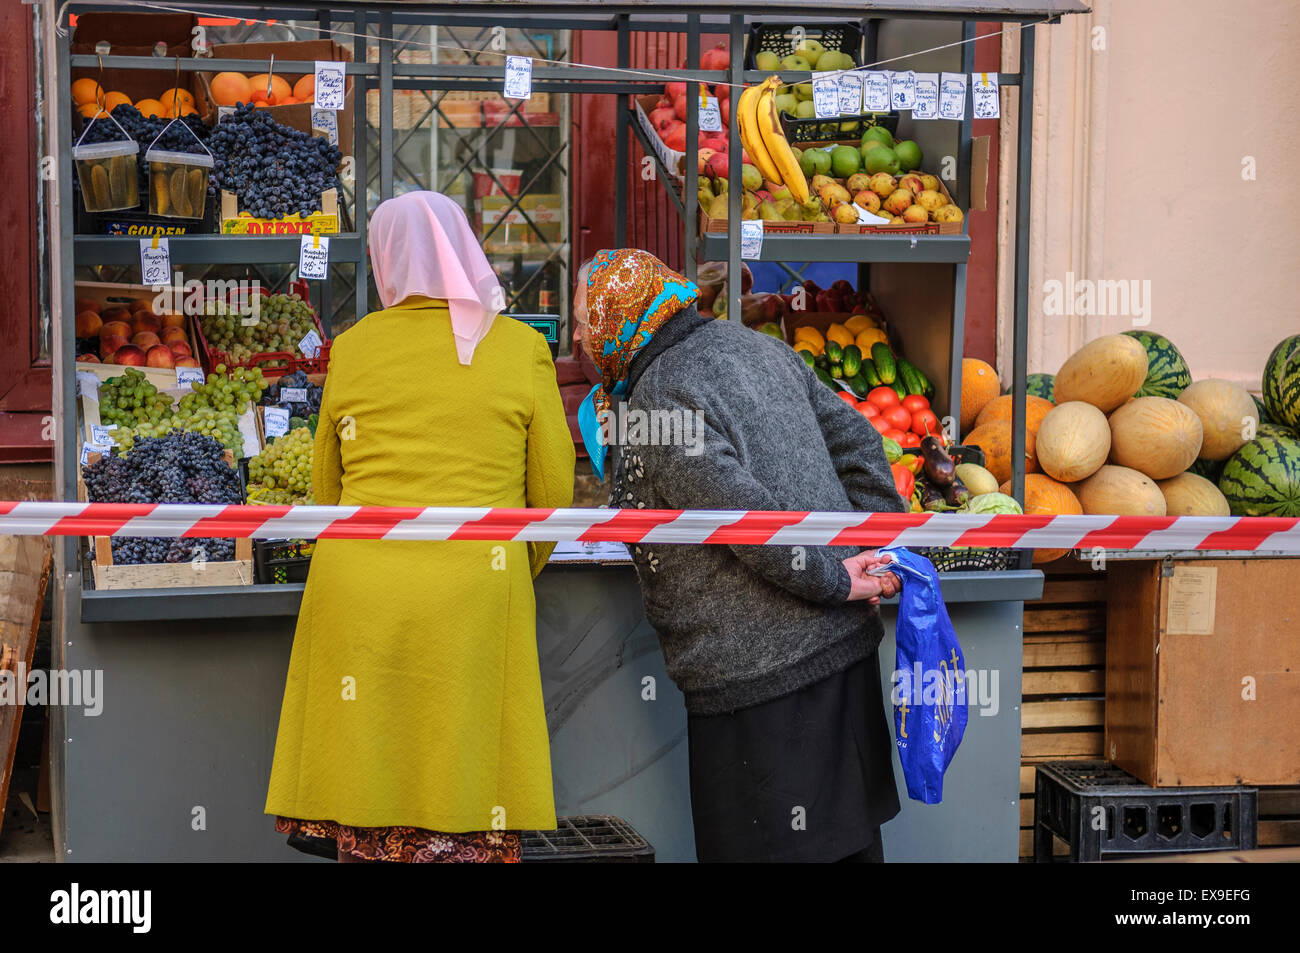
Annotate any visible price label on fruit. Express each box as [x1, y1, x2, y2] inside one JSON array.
[[972, 71, 1000, 119], [299, 234, 331, 280], [311, 108, 339, 146], [177, 367, 205, 387], [864, 71, 891, 111], [76, 370, 100, 401], [263, 407, 290, 440], [699, 96, 723, 132], [890, 70, 917, 110], [740, 220, 763, 260], [837, 73, 863, 115], [139, 238, 171, 287], [913, 73, 939, 120], [812, 72, 839, 118], [313, 60, 347, 110], [939, 72, 968, 120], [298, 329, 323, 359], [90, 425, 115, 446], [504, 56, 533, 100], [218, 105, 235, 120], [281, 387, 308, 404]]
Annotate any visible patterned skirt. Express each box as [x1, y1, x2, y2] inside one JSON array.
[[276, 816, 522, 863]]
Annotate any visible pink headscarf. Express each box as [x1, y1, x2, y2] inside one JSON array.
[[367, 191, 502, 365]]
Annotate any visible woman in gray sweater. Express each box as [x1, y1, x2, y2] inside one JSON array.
[[575, 250, 905, 863]]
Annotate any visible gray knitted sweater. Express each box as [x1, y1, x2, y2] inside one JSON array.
[[609, 306, 905, 715]]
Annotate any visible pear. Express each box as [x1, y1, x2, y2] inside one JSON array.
[[818, 183, 851, 206], [933, 205, 964, 223], [770, 185, 793, 202], [917, 189, 947, 212], [833, 202, 860, 224], [798, 198, 823, 221], [707, 193, 730, 220], [775, 198, 798, 220], [758, 200, 784, 223], [810, 174, 835, 194]]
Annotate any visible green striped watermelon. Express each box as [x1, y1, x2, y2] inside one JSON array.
[[1252, 394, 1276, 426], [1218, 433, 1300, 516], [1262, 334, 1300, 431], [1258, 421, 1297, 441], [1123, 330, 1192, 398], [1026, 373, 1055, 401]]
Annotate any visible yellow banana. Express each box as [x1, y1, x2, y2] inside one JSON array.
[[737, 77, 783, 186], [756, 81, 809, 204]]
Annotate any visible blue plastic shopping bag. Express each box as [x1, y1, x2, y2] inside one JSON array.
[[878, 546, 968, 804]]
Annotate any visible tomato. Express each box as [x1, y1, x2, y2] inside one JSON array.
[[882, 427, 908, 444], [867, 386, 900, 410], [911, 409, 940, 437], [898, 431, 921, 449], [882, 406, 912, 431], [868, 416, 891, 435], [857, 402, 880, 418], [836, 390, 859, 405], [901, 394, 930, 414]]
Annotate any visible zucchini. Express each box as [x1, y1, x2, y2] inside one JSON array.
[[860, 359, 883, 388], [871, 343, 897, 384], [841, 344, 862, 380]]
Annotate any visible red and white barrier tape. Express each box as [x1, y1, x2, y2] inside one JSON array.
[[2, 502, 1298, 551]]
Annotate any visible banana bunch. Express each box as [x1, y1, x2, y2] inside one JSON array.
[[737, 75, 810, 204]]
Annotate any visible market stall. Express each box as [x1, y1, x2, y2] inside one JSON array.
[[44, 1, 1088, 861]]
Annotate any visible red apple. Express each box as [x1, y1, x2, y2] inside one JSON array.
[[146, 344, 174, 369], [705, 151, 731, 178], [131, 312, 162, 335], [112, 344, 146, 366], [174, 356, 201, 368], [697, 148, 717, 174], [168, 341, 192, 359], [132, 331, 161, 350], [99, 333, 128, 360], [75, 310, 102, 337]]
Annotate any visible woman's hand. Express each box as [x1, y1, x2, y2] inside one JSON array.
[[842, 550, 902, 604]]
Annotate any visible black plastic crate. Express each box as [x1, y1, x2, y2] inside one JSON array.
[[254, 538, 313, 585], [521, 815, 655, 863], [1033, 761, 1258, 863]]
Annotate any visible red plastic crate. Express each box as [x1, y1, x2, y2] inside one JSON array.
[[192, 279, 331, 379]]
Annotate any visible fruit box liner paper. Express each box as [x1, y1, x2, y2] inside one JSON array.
[[880, 546, 968, 804]]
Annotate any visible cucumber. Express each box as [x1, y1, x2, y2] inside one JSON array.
[[860, 360, 883, 388], [898, 358, 931, 396], [871, 343, 897, 384], [829, 362, 844, 382], [815, 352, 829, 370], [798, 349, 816, 368], [825, 341, 844, 365], [891, 379, 907, 400], [847, 374, 871, 398], [841, 345, 862, 380], [814, 367, 836, 388]]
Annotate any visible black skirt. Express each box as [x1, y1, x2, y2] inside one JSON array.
[[687, 652, 900, 863]]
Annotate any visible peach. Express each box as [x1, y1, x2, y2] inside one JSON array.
[[131, 331, 161, 350], [100, 306, 130, 324], [174, 356, 201, 368], [168, 341, 193, 359], [111, 344, 146, 366], [250, 73, 292, 103], [77, 354, 101, 364], [75, 310, 102, 337], [697, 148, 717, 175], [292, 75, 314, 101], [75, 297, 100, 314], [128, 299, 151, 313], [159, 311, 186, 329], [209, 72, 253, 108], [131, 312, 163, 335], [146, 345, 175, 369], [99, 320, 131, 340], [161, 327, 188, 345], [99, 334, 128, 359]]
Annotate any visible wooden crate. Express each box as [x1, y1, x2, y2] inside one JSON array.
[[1106, 558, 1300, 788]]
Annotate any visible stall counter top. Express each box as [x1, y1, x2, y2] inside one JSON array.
[[79, 568, 1044, 623]]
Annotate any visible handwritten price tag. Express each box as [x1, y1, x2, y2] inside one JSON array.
[[939, 72, 968, 120], [311, 107, 339, 146], [218, 105, 235, 121], [298, 329, 323, 359], [863, 71, 892, 112], [281, 387, 308, 404], [140, 238, 171, 287], [80, 441, 112, 466], [313, 60, 347, 110], [263, 406, 290, 439], [176, 367, 204, 387], [90, 424, 116, 446], [890, 71, 917, 110], [299, 234, 330, 280], [812, 72, 839, 118], [837, 73, 864, 115], [972, 71, 1000, 119], [913, 73, 939, 120], [740, 220, 764, 260], [699, 96, 723, 132], [504, 56, 532, 100]]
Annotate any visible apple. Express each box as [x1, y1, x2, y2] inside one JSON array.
[[174, 356, 201, 368], [77, 354, 101, 364], [168, 341, 192, 359], [146, 344, 175, 369], [132, 331, 162, 350], [131, 312, 162, 335], [705, 151, 731, 178], [697, 148, 717, 174], [75, 310, 102, 337], [111, 344, 146, 366], [99, 333, 128, 360]]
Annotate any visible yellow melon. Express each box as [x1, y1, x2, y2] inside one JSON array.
[[1054, 334, 1149, 412], [1108, 396, 1203, 480], [1157, 472, 1231, 516], [1176, 379, 1258, 461], [1076, 465, 1166, 516], [1036, 401, 1111, 483]]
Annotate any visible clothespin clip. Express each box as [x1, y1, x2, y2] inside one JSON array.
[[313, 232, 320, 248], [151, 233, 160, 249], [981, 71, 989, 86]]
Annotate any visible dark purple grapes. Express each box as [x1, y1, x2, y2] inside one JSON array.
[[208, 103, 343, 218]]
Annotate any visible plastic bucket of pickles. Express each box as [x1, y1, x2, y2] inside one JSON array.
[[145, 119, 215, 220], [72, 139, 141, 213]]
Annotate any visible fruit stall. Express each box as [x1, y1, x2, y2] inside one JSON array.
[[41, 1, 1089, 862]]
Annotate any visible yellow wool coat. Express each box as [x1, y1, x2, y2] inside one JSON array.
[[265, 298, 575, 834]]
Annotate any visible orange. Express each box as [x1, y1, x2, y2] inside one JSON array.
[[164, 100, 198, 118], [973, 394, 1055, 435], [134, 98, 165, 119], [292, 74, 315, 101], [71, 78, 103, 106], [960, 357, 1001, 433], [77, 102, 107, 119], [209, 71, 253, 107], [158, 88, 195, 114], [102, 91, 132, 112], [249, 73, 292, 102]]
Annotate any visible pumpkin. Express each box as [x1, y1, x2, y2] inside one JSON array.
[[960, 358, 1001, 433], [1035, 401, 1111, 483], [1176, 379, 1258, 461], [972, 394, 1055, 435], [963, 419, 1037, 486], [1076, 465, 1167, 516], [1054, 334, 1149, 412], [1108, 396, 1204, 480], [998, 473, 1083, 564], [1157, 471, 1231, 516]]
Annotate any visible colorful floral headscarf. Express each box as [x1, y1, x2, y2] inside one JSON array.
[[577, 249, 699, 478]]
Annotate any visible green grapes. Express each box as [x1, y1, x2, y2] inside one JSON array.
[[249, 425, 314, 502], [199, 293, 318, 365], [99, 366, 267, 458], [98, 369, 172, 429]]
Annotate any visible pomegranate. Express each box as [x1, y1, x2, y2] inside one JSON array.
[[700, 43, 729, 72], [649, 105, 677, 130]]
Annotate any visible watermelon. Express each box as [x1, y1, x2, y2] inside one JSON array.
[[1026, 373, 1055, 401], [1262, 334, 1300, 431], [1258, 421, 1297, 441], [1252, 394, 1276, 426], [1218, 433, 1300, 516], [1122, 330, 1192, 399], [1187, 456, 1224, 484]]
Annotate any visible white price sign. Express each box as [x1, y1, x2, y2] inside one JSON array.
[[812, 72, 839, 118], [313, 60, 347, 110], [298, 329, 323, 359], [699, 96, 722, 132], [80, 441, 112, 466], [140, 238, 171, 287], [856, 205, 891, 225], [890, 71, 917, 110], [311, 107, 339, 146], [972, 71, 1000, 119], [299, 234, 330, 280], [863, 71, 892, 112], [939, 72, 968, 120], [504, 56, 532, 100], [280, 387, 308, 404], [740, 220, 763, 260], [177, 367, 205, 387], [837, 73, 863, 115], [90, 424, 116, 446], [263, 406, 290, 439], [913, 73, 939, 120]]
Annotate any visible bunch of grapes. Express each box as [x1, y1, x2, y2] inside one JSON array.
[[249, 425, 314, 503], [208, 103, 343, 218], [171, 366, 268, 457], [199, 294, 318, 363], [81, 430, 242, 565], [98, 369, 173, 429]]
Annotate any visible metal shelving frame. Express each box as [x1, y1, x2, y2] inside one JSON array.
[[48, 1, 1081, 620]]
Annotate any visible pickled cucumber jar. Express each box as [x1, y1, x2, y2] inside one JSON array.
[[146, 149, 214, 219], [72, 140, 140, 213]]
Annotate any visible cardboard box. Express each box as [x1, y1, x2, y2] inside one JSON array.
[[220, 188, 339, 236], [1106, 557, 1300, 786], [70, 12, 199, 105], [193, 40, 355, 156], [634, 94, 687, 180]]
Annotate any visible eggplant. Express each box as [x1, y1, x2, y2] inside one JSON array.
[[944, 475, 971, 508], [920, 481, 950, 512], [920, 435, 956, 486]]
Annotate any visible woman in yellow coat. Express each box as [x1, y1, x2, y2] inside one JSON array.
[[265, 191, 575, 863]]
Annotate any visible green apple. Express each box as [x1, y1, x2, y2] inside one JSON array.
[[795, 39, 826, 60], [794, 81, 814, 100], [755, 51, 782, 72], [774, 93, 799, 116], [780, 54, 812, 72], [815, 49, 846, 72], [795, 100, 816, 119]]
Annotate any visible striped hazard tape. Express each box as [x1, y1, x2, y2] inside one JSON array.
[[1, 502, 1298, 551]]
